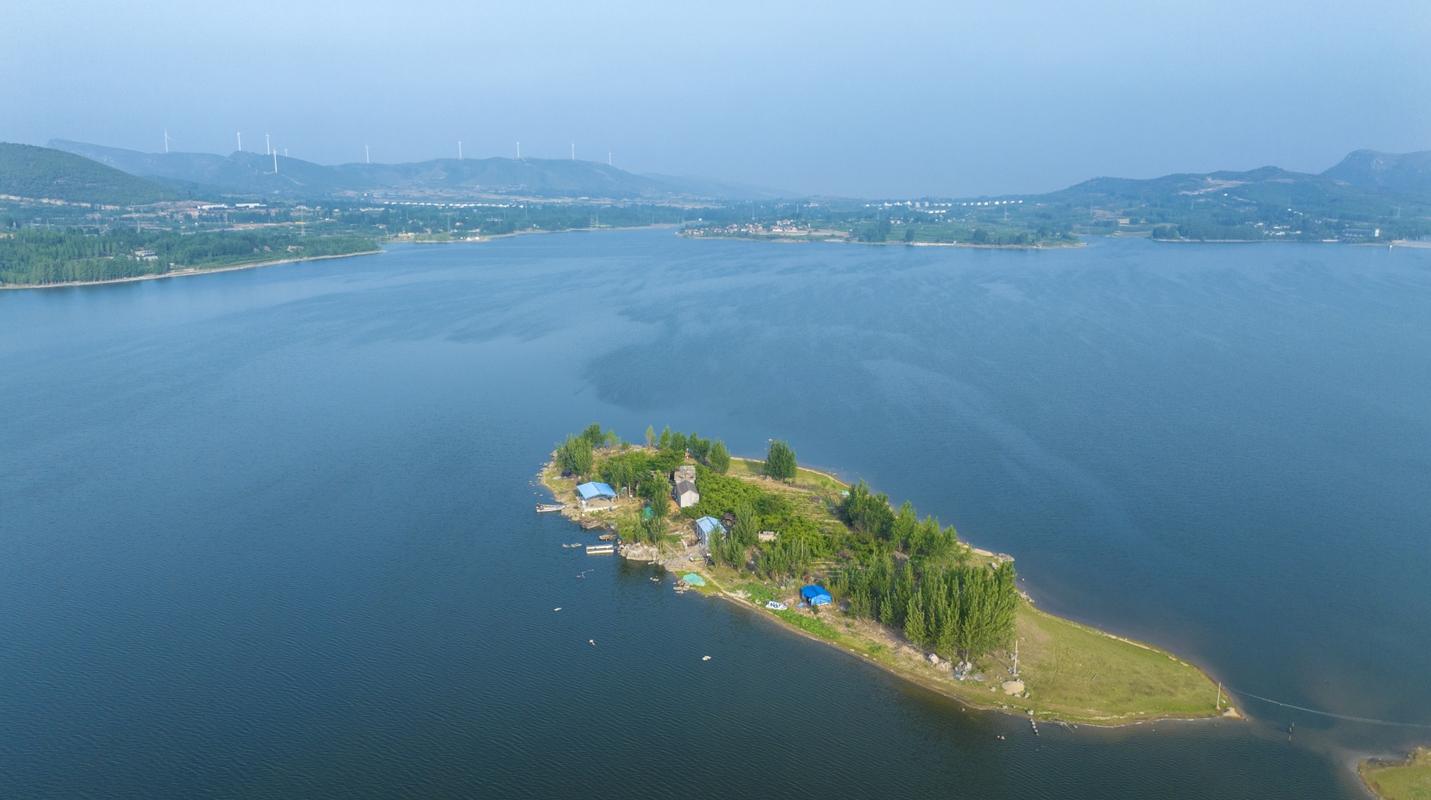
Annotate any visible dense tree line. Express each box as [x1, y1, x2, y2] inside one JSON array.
[[830, 555, 1018, 663], [0, 228, 376, 285]]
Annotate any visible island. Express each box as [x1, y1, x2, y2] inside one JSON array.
[[540, 424, 1238, 726], [1360, 748, 1431, 800]]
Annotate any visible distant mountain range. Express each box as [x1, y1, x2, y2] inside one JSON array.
[[5, 139, 1429, 214], [0, 143, 175, 205], [45, 139, 776, 202]]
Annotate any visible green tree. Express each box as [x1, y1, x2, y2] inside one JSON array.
[[764, 439, 797, 481], [904, 594, 928, 647], [644, 425, 656, 448], [708, 440, 731, 474], [556, 435, 593, 477]]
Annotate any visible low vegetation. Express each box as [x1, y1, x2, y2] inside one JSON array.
[[1360, 748, 1431, 800]]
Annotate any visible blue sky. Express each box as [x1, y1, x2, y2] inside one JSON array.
[[4, 0, 1428, 196]]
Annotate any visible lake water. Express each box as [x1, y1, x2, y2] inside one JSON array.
[[3, 231, 1429, 798]]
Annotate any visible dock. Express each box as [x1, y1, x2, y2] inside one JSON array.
[[585, 544, 616, 555]]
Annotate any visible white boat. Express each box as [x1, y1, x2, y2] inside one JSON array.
[[765, 600, 788, 610], [585, 544, 615, 555]]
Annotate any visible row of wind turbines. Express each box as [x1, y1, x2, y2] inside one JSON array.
[[162, 130, 616, 173]]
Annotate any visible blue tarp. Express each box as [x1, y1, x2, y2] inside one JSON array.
[[801, 584, 832, 606], [694, 515, 725, 546], [576, 482, 617, 500]]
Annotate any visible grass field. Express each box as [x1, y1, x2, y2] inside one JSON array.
[[1361, 748, 1431, 800]]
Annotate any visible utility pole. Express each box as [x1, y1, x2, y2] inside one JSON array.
[[1216, 682, 1222, 710]]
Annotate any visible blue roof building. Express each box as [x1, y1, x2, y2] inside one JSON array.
[[800, 584, 832, 606], [694, 515, 726, 548], [575, 482, 617, 500], [575, 481, 617, 508]]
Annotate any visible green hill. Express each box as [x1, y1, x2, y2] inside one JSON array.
[[49, 139, 778, 201], [1323, 149, 1431, 198], [0, 143, 175, 205]]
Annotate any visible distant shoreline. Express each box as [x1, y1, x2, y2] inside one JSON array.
[[0, 223, 680, 292], [0, 249, 384, 292]]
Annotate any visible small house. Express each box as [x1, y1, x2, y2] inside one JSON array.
[[694, 515, 726, 548], [673, 465, 697, 482], [575, 481, 618, 510], [674, 479, 700, 509], [800, 584, 832, 607]]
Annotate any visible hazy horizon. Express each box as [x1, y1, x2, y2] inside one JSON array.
[[5, 0, 1428, 196]]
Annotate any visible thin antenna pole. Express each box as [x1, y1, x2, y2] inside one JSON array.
[[1216, 682, 1222, 710], [237, 131, 243, 152]]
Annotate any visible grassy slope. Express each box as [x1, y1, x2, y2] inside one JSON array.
[[0, 143, 174, 205], [543, 450, 1224, 725], [1361, 749, 1431, 800]]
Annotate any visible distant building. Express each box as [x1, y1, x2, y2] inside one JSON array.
[[694, 516, 725, 548], [575, 481, 618, 510]]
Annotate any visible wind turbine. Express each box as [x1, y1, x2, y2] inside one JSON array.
[[570, 142, 575, 161], [265, 132, 271, 156], [237, 131, 243, 152], [163, 129, 170, 153], [365, 144, 371, 164], [458, 140, 464, 160], [516, 140, 522, 160]]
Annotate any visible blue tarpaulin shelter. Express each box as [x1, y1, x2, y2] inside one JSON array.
[[694, 516, 725, 547], [801, 584, 832, 606], [575, 482, 617, 501]]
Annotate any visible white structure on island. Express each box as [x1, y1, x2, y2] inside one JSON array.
[[672, 464, 700, 508]]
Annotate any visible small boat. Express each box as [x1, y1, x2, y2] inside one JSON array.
[[765, 600, 788, 611], [649, 576, 660, 583], [536, 503, 565, 513], [597, 533, 616, 542], [585, 544, 615, 555]]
